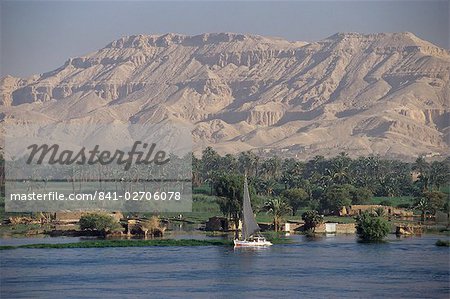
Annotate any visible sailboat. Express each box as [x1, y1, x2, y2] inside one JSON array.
[[234, 176, 272, 247]]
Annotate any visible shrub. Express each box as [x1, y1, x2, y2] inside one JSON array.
[[435, 240, 450, 247], [139, 216, 165, 237], [379, 200, 392, 206], [423, 191, 446, 212], [321, 185, 352, 214], [302, 210, 323, 232], [374, 207, 385, 217], [79, 213, 122, 234], [355, 211, 390, 242]]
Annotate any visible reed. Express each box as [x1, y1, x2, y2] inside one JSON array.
[[0, 239, 233, 250], [435, 239, 450, 247]]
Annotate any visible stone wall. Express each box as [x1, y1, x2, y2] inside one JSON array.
[[314, 223, 356, 234], [54, 211, 123, 224], [336, 223, 356, 234], [344, 205, 413, 217]]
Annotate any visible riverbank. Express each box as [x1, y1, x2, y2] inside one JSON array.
[[0, 239, 233, 250], [0, 235, 292, 250]]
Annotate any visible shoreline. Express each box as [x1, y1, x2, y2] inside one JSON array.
[[0, 239, 233, 250], [0, 235, 293, 250]]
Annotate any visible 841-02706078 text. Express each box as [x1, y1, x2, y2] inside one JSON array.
[[97, 191, 181, 201]]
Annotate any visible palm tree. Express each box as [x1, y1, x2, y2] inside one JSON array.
[[192, 154, 202, 187], [220, 154, 238, 173], [202, 146, 221, 194], [262, 197, 291, 232], [329, 152, 352, 185], [413, 156, 430, 191], [350, 155, 380, 193], [260, 157, 282, 180], [263, 178, 277, 196], [429, 160, 449, 191], [281, 158, 304, 189], [414, 198, 431, 223], [214, 174, 245, 230], [238, 151, 259, 177], [301, 210, 324, 232], [307, 155, 332, 188]]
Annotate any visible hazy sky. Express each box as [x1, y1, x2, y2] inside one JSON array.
[[1, 0, 448, 77]]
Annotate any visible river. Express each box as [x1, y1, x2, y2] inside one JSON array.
[[1, 234, 448, 298]]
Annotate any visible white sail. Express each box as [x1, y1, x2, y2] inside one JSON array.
[[241, 176, 260, 240]]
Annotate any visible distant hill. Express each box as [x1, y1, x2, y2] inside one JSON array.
[[1, 32, 449, 160]]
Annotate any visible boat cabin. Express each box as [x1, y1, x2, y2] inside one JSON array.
[[248, 236, 266, 242]]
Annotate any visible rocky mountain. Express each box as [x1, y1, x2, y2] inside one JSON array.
[[1, 32, 449, 160]]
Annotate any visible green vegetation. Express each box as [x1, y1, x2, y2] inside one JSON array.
[[413, 157, 449, 191], [0, 239, 234, 250], [79, 213, 122, 234], [158, 194, 221, 224], [192, 184, 213, 195], [0, 223, 45, 237], [0, 235, 295, 250], [301, 210, 323, 232], [435, 239, 450, 247], [1, 149, 449, 236], [191, 149, 450, 230], [282, 188, 308, 216], [322, 184, 353, 214], [0, 245, 15, 250], [139, 216, 164, 236], [255, 213, 290, 223], [355, 211, 391, 242], [440, 185, 450, 194], [414, 191, 447, 222], [262, 197, 291, 231], [213, 173, 249, 229], [370, 196, 413, 208], [195, 148, 449, 215], [260, 232, 294, 244]]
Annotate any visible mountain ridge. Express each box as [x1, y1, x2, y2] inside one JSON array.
[[1, 32, 449, 160]]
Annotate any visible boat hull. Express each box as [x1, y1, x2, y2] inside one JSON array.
[[234, 239, 273, 247]]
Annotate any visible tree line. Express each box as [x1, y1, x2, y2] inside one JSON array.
[[193, 147, 450, 222]]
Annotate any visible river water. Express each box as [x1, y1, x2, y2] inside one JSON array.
[[1, 234, 448, 298]]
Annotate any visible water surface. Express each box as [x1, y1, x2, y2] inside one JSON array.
[[1, 235, 448, 298]]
